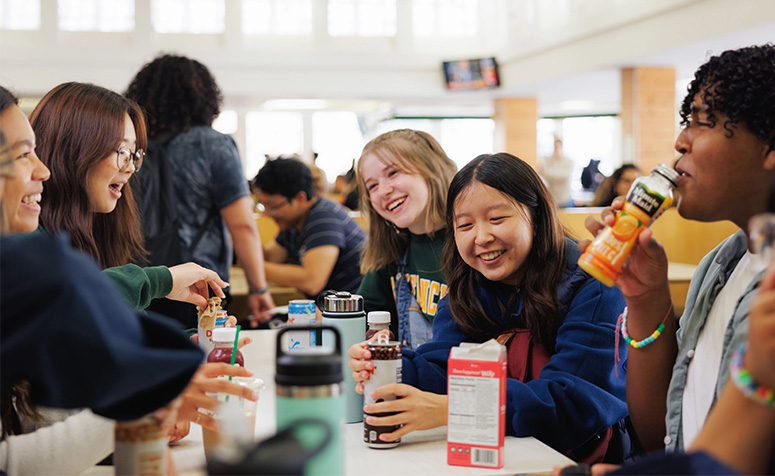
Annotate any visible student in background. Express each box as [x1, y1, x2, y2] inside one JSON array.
[[356, 129, 457, 349], [590, 164, 641, 207], [539, 138, 575, 208], [126, 54, 274, 327], [350, 153, 637, 464], [252, 157, 366, 298]]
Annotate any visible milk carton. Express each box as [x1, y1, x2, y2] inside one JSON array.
[[446, 339, 506, 469]]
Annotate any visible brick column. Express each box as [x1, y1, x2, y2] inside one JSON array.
[[493, 97, 538, 169], [621, 67, 676, 173]]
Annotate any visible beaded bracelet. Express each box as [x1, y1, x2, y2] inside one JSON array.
[[249, 287, 269, 295], [729, 345, 775, 407], [620, 304, 672, 349]]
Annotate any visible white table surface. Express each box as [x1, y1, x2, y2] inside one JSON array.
[[84, 329, 574, 475]]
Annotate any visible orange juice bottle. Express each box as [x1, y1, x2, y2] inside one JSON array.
[[579, 163, 679, 286]]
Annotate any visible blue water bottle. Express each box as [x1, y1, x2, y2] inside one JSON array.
[[275, 326, 344, 476], [318, 291, 366, 423]]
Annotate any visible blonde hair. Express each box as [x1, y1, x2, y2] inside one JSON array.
[[356, 129, 457, 273]]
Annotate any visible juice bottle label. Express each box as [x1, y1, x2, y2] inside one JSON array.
[[579, 179, 673, 286]]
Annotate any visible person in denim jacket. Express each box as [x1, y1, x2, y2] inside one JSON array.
[[581, 44, 775, 454]]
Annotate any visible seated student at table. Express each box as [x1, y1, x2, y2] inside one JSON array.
[[559, 215, 775, 476], [0, 85, 256, 473], [350, 153, 638, 464], [355, 129, 457, 349], [252, 157, 366, 298], [24, 82, 227, 312]]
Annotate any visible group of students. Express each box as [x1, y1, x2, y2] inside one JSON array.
[[0, 42, 774, 475], [348, 42, 775, 475]]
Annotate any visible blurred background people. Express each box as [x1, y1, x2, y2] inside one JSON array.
[[590, 164, 641, 207], [538, 138, 575, 208]]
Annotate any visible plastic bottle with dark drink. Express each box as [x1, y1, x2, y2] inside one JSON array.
[[365, 311, 395, 341], [207, 327, 244, 367]]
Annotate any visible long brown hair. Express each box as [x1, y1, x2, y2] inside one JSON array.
[[30, 82, 147, 268], [442, 153, 567, 352], [356, 129, 457, 273]]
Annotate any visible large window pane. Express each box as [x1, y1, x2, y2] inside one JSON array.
[[152, 0, 225, 33], [0, 0, 40, 30], [245, 111, 304, 179], [312, 111, 364, 185], [372, 118, 493, 171], [242, 0, 312, 35], [413, 0, 477, 38], [328, 0, 396, 37], [439, 118, 493, 169], [59, 0, 134, 32]]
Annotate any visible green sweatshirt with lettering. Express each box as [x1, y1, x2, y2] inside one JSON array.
[[357, 231, 448, 337]]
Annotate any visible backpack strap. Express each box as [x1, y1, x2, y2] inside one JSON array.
[[188, 209, 217, 254]]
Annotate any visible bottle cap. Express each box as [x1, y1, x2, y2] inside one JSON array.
[[653, 163, 680, 187], [367, 311, 391, 324], [212, 327, 236, 343]]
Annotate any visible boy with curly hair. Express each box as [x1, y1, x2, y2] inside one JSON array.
[[582, 43, 775, 456]]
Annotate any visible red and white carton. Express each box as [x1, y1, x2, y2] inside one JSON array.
[[447, 339, 506, 469]]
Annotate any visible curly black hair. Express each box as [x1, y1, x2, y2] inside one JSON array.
[[252, 157, 316, 201], [125, 54, 222, 138], [679, 43, 775, 152]]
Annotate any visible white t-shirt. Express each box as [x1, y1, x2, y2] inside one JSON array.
[[681, 250, 764, 447]]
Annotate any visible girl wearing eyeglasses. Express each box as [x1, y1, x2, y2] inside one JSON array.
[[28, 82, 228, 311], [0, 84, 255, 473]]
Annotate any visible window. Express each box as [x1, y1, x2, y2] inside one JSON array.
[[212, 110, 238, 135], [439, 118, 493, 169], [372, 118, 493, 171], [413, 0, 478, 38], [538, 116, 622, 201], [328, 0, 396, 37], [0, 0, 40, 30], [244, 111, 304, 179], [242, 0, 312, 35], [58, 0, 134, 32], [151, 0, 225, 33], [312, 111, 364, 185]]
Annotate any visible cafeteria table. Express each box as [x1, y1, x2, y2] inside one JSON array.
[[82, 329, 575, 475]]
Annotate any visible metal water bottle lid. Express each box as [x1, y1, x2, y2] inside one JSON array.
[[319, 291, 364, 313]]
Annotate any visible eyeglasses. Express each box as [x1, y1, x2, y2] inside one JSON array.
[[116, 146, 144, 172], [258, 199, 290, 215]]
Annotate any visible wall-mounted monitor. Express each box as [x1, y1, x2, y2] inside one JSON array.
[[443, 57, 500, 90]]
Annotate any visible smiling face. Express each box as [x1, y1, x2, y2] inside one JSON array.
[[361, 152, 431, 234], [453, 181, 533, 286], [85, 114, 137, 214], [674, 92, 775, 227], [0, 105, 51, 233]]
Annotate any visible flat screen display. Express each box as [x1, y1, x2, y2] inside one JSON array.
[[443, 57, 500, 90]]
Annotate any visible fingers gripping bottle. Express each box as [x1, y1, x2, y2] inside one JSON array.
[[579, 163, 679, 286]]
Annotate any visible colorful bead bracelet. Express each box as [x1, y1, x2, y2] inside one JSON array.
[[729, 345, 775, 408], [620, 304, 672, 349]]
